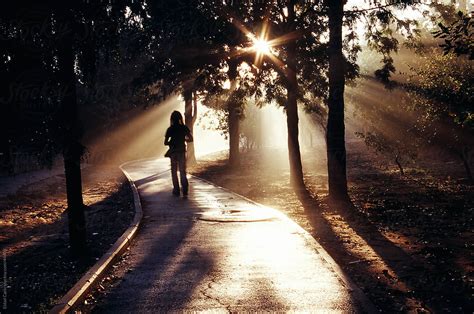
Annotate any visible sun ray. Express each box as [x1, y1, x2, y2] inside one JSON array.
[[221, 6, 307, 81], [267, 29, 305, 47]]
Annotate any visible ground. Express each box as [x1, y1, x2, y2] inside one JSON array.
[[189, 146, 473, 313], [1, 144, 472, 312], [0, 166, 134, 312]]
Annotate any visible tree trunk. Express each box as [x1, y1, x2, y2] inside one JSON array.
[[57, 10, 87, 253], [286, 2, 305, 191], [326, 0, 349, 200], [184, 88, 197, 165], [227, 60, 240, 167]]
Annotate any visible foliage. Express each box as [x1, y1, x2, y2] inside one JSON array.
[[404, 50, 473, 180], [433, 10, 474, 60], [405, 51, 473, 129], [0, 1, 147, 171], [346, 0, 421, 85], [354, 2, 473, 181], [354, 49, 473, 180]]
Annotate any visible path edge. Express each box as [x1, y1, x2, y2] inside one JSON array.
[[49, 161, 143, 314], [191, 174, 378, 313]]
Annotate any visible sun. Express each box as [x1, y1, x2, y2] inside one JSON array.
[[252, 38, 271, 55], [250, 35, 272, 66]]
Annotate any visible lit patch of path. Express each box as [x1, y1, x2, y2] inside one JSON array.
[[99, 158, 374, 312]]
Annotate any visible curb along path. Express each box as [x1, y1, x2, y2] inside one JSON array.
[[50, 160, 147, 314], [96, 158, 375, 312]]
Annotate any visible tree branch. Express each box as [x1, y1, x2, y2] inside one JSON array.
[[344, 1, 422, 14]]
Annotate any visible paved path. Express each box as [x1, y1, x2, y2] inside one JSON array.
[[99, 158, 373, 312]]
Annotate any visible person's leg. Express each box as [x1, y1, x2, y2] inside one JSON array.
[[178, 153, 189, 196], [170, 156, 180, 195]]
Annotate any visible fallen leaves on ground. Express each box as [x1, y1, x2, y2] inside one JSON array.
[[0, 165, 135, 312]]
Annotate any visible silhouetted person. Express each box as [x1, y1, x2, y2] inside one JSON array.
[[164, 111, 193, 197]]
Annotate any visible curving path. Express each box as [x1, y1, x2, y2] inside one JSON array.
[[97, 158, 374, 312]]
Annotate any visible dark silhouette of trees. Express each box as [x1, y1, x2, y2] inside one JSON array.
[[227, 60, 241, 167], [326, 0, 348, 199], [4, 0, 458, 242], [1, 2, 83, 247], [1, 0, 147, 253], [283, 1, 305, 190], [55, 4, 87, 252], [54, 0, 146, 253]]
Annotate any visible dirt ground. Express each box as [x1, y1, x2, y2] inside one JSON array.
[[190, 146, 473, 313], [2, 145, 471, 313], [0, 165, 134, 312]]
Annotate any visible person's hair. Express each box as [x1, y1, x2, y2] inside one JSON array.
[[170, 110, 184, 126]]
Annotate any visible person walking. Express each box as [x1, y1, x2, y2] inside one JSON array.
[[164, 110, 193, 197]]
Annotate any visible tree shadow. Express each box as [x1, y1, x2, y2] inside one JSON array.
[[192, 150, 472, 312], [93, 198, 207, 312], [294, 188, 399, 312], [94, 173, 292, 312], [296, 184, 472, 312], [134, 172, 166, 186], [3, 181, 135, 312], [349, 147, 472, 311]]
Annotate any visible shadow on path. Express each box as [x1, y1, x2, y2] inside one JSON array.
[[296, 187, 471, 312], [94, 186, 211, 312]]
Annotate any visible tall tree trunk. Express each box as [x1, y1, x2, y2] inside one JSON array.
[[227, 60, 240, 167], [57, 10, 87, 253], [184, 88, 197, 165], [326, 0, 349, 200], [286, 2, 305, 191]]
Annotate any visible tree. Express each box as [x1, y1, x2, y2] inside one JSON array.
[[1, 0, 147, 253], [326, 0, 348, 199], [352, 3, 473, 182], [240, 102, 263, 152], [0, 3, 58, 175], [56, 4, 87, 252], [322, 0, 422, 199], [284, 1, 305, 190], [203, 0, 355, 192], [405, 51, 473, 181], [133, 0, 220, 164], [227, 59, 241, 166], [55, 0, 146, 252], [141, 0, 256, 167], [0, 1, 88, 252], [213, 0, 330, 190], [118, 0, 422, 198]]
